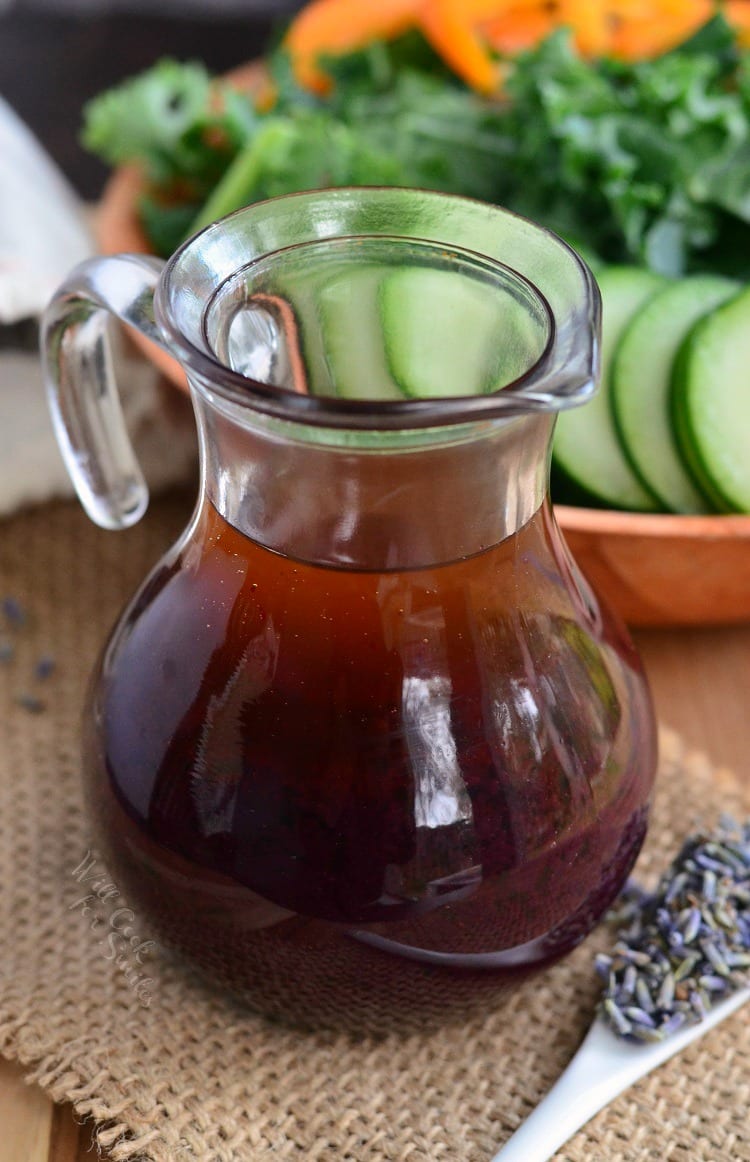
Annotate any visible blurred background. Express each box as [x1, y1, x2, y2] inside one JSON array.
[[0, 0, 301, 197]]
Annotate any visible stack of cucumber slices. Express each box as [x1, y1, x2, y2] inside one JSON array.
[[553, 266, 750, 514]]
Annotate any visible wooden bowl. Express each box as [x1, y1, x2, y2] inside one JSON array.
[[557, 506, 750, 627], [94, 155, 750, 629]]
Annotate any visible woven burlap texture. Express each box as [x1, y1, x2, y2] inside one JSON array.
[[1, 495, 748, 1162]]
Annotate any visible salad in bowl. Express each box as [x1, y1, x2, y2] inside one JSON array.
[[86, 0, 750, 624]]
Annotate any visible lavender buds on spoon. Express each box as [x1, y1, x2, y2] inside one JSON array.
[[492, 818, 750, 1162]]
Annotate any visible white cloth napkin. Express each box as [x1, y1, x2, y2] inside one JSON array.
[[0, 343, 198, 515], [0, 96, 197, 518]]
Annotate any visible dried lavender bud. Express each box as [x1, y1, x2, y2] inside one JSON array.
[[599, 819, 750, 1042], [15, 693, 45, 714], [594, 953, 612, 981], [657, 972, 675, 1010], [603, 999, 632, 1037], [702, 870, 718, 903], [624, 1006, 656, 1028], [0, 638, 13, 664], [34, 655, 56, 681], [673, 953, 700, 982], [622, 964, 637, 998], [682, 907, 702, 945], [703, 941, 730, 977], [665, 873, 688, 905], [2, 596, 26, 627], [635, 976, 654, 1013], [699, 974, 728, 992]]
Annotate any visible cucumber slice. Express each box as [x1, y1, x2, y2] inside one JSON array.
[[671, 285, 750, 513], [281, 260, 548, 402], [611, 275, 739, 513], [379, 266, 542, 399], [552, 266, 667, 511], [317, 269, 404, 400]]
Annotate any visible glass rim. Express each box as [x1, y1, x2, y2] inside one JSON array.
[[154, 186, 600, 432]]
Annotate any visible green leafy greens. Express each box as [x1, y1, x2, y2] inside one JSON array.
[[81, 16, 750, 276], [495, 16, 750, 276]]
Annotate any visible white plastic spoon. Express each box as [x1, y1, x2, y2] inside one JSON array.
[[492, 986, 750, 1161]]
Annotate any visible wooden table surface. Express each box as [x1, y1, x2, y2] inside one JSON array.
[[1, 620, 748, 1158]]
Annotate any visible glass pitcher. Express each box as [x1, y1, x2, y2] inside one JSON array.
[[43, 188, 656, 1027]]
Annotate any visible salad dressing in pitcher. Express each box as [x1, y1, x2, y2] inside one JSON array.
[[44, 188, 657, 1026]]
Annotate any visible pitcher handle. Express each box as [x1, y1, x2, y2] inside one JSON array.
[[41, 253, 170, 530]]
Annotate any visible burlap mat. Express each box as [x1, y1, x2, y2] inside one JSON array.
[[1, 494, 749, 1162]]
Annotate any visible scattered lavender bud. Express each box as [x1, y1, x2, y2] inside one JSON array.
[[34, 655, 56, 681], [15, 693, 45, 714], [0, 602, 57, 700], [2, 596, 26, 627]]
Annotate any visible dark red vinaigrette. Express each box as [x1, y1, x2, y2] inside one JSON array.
[[85, 499, 655, 1028]]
